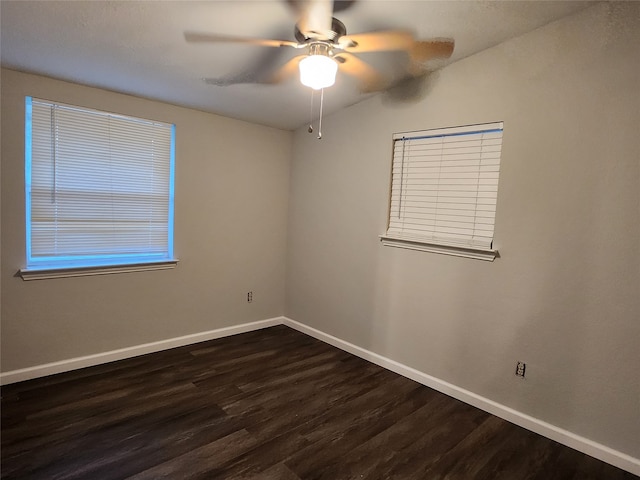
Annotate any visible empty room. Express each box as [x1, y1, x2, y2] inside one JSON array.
[[1, 1, 638, 479]]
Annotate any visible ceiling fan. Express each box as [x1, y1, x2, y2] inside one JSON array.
[[184, 0, 455, 93]]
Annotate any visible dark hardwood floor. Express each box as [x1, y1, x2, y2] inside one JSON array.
[[1, 325, 637, 479]]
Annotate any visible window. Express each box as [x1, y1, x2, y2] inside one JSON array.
[[21, 97, 176, 279], [380, 122, 503, 261]]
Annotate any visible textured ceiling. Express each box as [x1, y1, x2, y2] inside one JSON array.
[[0, 0, 594, 130]]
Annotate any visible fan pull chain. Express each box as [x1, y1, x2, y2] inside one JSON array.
[[306, 88, 325, 139], [317, 88, 324, 140], [308, 89, 314, 134]]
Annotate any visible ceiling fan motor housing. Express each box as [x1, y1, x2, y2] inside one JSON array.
[[295, 17, 347, 43]]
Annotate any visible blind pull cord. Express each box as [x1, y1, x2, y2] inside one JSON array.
[[398, 137, 406, 218], [51, 106, 57, 203]]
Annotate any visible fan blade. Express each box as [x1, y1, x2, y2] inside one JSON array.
[[204, 76, 252, 87], [339, 30, 415, 52], [184, 32, 299, 49], [267, 55, 305, 84], [332, 1, 357, 14], [335, 53, 388, 92], [202, 48, 294, 87], [287, 0, 355, 15], [410, 39, 455, 63], [407, 40, 455, 77], [294, 0, 334, 38], [204, 55, 306, 87]]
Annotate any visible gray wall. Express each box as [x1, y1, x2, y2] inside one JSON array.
[[286, 3, 639, 459], [1, 69, 291, 371]]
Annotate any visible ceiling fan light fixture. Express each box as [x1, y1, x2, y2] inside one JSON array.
[[299, 44, 338, 90]]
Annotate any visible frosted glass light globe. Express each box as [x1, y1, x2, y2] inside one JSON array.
[[299, 54, 338, 90]]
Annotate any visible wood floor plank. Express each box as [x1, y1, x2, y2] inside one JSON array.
[[284, 378, 431, 477], [308, 392, 458, 480], [125, 429, 259, 480], [1, 325, 637, 480], [251, 462, 302, 480], [199, 431, 312, 479]]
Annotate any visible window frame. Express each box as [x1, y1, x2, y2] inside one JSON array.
[[380, 122, 503, 261], [20, 97, 178, 280]]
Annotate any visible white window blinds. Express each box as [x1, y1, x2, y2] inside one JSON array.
[[384, 122, 503, 255], [25, 97, 175, 270]]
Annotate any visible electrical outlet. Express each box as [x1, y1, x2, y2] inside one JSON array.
[[247, 291, 253, 303], [515, 361, 526, 378]]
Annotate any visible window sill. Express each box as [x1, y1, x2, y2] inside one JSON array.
[[379, 235, 498, 261], [18, 260, 179, 281]]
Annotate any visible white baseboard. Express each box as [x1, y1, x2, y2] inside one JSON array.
[[282, 317, 640, 477], [0, 316, 283, 386], [2, 315, 638, 476]]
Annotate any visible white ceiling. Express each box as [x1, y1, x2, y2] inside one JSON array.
[[1, 0, 594, 130]]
